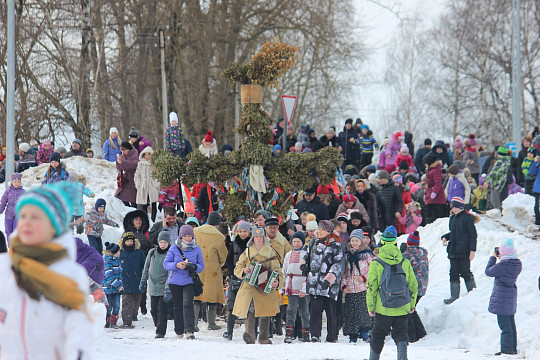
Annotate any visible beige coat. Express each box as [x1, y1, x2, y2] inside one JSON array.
[[232, 244, 284, 318], [193, 224, 228, 304], [134, 147, 160, 205]]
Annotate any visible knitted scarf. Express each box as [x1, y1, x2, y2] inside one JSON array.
[[177, 238, 197, 251], [9, 236, 85, 311], [346, 244, 372, 275]]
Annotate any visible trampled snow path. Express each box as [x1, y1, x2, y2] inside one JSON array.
[[2, 157, 539, 359]]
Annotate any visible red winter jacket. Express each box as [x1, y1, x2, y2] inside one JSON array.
[[395, 154, 414, 172]]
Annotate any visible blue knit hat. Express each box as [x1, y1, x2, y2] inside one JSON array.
[[16, 182, 78, 236], [350, 229, 364, 241], [95, 198, 106, 211], [385, 225, 398, 237], [291, 231, 306, 247]]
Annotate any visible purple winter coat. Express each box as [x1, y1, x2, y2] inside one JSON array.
[[163, 243, 204, 286], [137, 136, 152, 155], [0, 185, 25, 219], [75, 237, 105, 284], [384, 137, 402, 170], [485, 256, 522, 316], [115, 148, 139, 203]]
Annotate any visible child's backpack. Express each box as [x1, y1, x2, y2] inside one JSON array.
[[374, 258, 410, 308]]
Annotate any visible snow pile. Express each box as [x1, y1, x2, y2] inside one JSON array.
[[2, 158, 540, 359]]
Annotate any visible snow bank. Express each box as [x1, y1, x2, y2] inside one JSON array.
[[2, 158, 540, 358]]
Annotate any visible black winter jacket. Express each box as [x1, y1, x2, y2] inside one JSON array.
[[443, 210, 478, 259], [337, 127, 359, 163], [226, 234, 250, 281], [415, 146, 431, 175], [375, 180, 403, 230], [296, 195, 330, 221]]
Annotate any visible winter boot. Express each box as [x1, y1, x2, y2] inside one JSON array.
[[193, 302, 201, 332], [105, 315, 110, 328], [243, 312, 256, 344], [140, 303, 147, 316], [444, 282, 460, 304], [109, 314, 119, 329], [274, 313, 283, 335], [397, 341, 408, 360], [465, 276, 476, 292], [258, 317, 272, 344], [369, 347, 380, 360], [207, 304, 222, 330], [224, 312, 236, 340], [284, 326, 293, 343], [302, 328, 310, 342]]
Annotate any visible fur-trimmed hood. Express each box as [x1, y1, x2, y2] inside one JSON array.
[[429, 160, 442, 169], [118, 237, 141, 250]]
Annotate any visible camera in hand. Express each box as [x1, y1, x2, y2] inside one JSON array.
[[494, 247, 499, 256]]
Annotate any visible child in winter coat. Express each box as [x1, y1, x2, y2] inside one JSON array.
[[402, 231, 428, 342], [0, 182, 92, 359], [163, 225, 205, 339], [445, 164, 471, 205], [70, 171, 95, 224], [302, 220, 343, 343], [232, 227, 283, 344], [36, 139, 53, 165], [75, 198, 119, 254], [199, 130, 218, 157], [165, 112, 193, 158], [102, 241, 124, 328], [485, 239, 522, 355], [353, 124, 379, 168], [395, 146, 414, 173], [0, 172, 25, 238], [140, 230, 171, 338], [341, 229, 375, 343], [471, 175, 488, 213], [398, 202, 422, 234], [42, 152, 70, 184], [158, 179, 182, 211], [118, 232, 146, 328], [134, 147, 160, 222], [393, 175, 412, 235], [521, 147, 536, 195], [282, 231, 310, 343]]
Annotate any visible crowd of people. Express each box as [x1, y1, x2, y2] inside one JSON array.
[[0, 113, 533, 359]]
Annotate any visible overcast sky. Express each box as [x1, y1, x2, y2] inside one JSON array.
[[350, 0, 446, 139]]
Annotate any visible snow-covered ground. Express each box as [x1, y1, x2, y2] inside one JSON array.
[[3, 157, 540, 359]]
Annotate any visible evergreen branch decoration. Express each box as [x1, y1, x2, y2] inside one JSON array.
[[150, 149, 186, 188]]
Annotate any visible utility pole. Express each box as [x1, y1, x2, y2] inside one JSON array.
[[6, 0, 15, 188], [159, 29, 168, 147], [511, 0, 522, 146], [234, 83, 241, 149]]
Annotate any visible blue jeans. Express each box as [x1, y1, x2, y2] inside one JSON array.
[[106, 293, 121, 316], [87, 235, 103, 255], [497, 315, 517, 353]]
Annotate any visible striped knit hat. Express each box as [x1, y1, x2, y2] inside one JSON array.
[[350, 229, 364, 241], [450, 196, 465, 209], [16, 182, 78, 236], [407, 231, 420, 246]]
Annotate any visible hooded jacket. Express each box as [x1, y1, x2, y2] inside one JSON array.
[[428, 140, 453, 167], [37, 143, 54, 165], [445, 172, 471, 204], [485, 256, 522, 315], [0, 233, 92, 359], [75, 237, 105, 284], [141, 246, 170, 297], [72, 180, 94, 217], [366, 242, 418, 316], [123, 209, 151, 255], [442, 210, 479, 259], [0, 184, 25, 219], [134, 147, 160, 205], [384, 136, 402, 170]]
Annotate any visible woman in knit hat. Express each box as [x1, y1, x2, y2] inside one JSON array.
[[163, 225, 204, 339], [199, 130, 218, 158], [223, 220, 251, 340], [115, 141, 140, 208], [302, 220, 343, 343], [103, 127, 122, 162], [341, 229, 375, 343], [165, 112, 193, 158], [485, 238, 522, 355], [402, 231, 428, 342], [0, 182, 92, 358]]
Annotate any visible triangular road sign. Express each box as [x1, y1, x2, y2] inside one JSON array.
[[281, 95, 297, 126]]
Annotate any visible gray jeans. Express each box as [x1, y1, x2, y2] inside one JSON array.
[[286, 295, 310, 329]]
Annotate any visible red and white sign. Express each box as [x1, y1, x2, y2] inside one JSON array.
[[281, 95, 297, 126]]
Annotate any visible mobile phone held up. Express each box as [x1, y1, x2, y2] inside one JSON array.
[[494, 247, 500, 256]]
